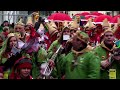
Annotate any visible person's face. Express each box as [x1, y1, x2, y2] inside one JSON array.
[[85, 27, 90, 33], [4, 22, 9, 26], [63, 28, 70, 35], [70, 29, 77, 37], [92, 28, 97, 36], [14, 25, 25, 38], [9, 37, 17, 48], [25, 26, 30, 34], [96, 26, 102, 33], [103, 32, 114, 45], [20, 68, 31, 78], [72, 35, 85, 51], [5, 29, 10, 33], [14, 25, 25, 33]]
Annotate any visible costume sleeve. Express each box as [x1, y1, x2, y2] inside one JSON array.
[[47, 40, 59, 59], [56, 54, 67, 78], [37, 48, 48, 64], [87, 52, 101, 79]]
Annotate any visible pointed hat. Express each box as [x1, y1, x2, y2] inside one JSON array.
[[46, 22, 58, 37], [26, 16, 33, 25], [16, 18, 24, 26], [7, 33, 15, 38], [50, 20, 57, 29], [63, 21, 69, 27], [70, 19, 79, 29], [84, 18, 96, 28], [102, 18, 110, 28]]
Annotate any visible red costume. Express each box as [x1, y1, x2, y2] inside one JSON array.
[[114, 26, 120, 40], [45, 21, 58, 50]]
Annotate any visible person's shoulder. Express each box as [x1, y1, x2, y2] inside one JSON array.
[[93, 44, 102, 50], [66, 38, 73, 43], [52, 39, 59, 45], [86, 51, 100, 60], [86, 45, 94, 51], [39, 47, 47, 54], [65, 51, 72, 58]]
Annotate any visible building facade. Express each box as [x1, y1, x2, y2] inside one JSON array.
[[0, 11, 28, 25]]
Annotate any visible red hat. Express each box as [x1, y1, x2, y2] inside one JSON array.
[[14, 57, 32, 70], [17, 62, 32, 69], [9, 57, 32, 79]]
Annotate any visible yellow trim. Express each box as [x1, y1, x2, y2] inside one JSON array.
[[101, 41, 116, 52], [71, 45, 92, 56]]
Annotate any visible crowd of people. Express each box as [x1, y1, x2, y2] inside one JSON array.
[[0, 12, 120, 79]]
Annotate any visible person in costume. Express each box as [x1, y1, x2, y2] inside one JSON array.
[[94, 18, 110, 44], [93, 27, 117, 79], [69, 19, 79, 38], [55, 30, 101, 79], [40, 21, 71, 79], [47, 21, 71, 59], [113, 18, 120, 40], [1, 21, 10, 27], [0, 33, 21, 79], [45, 21, 59, 49], [1, 21, 14, 34], [24, 16, 35, 42], [37, 23, 48, 50], [102, 18, 112, 31], [14, 18, 25, 42], [104, 48, 120, 79], [84, 18, 100, 47], [32, 12, 40, 25], [111, 19, 120, 47], [1, 26, 10, 40], [14, 32, 25, 49], [34, 17, 45, 31], [0, 34, 4, 49], [9, 57, 33, 79], [22, 17, 48, 79]]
